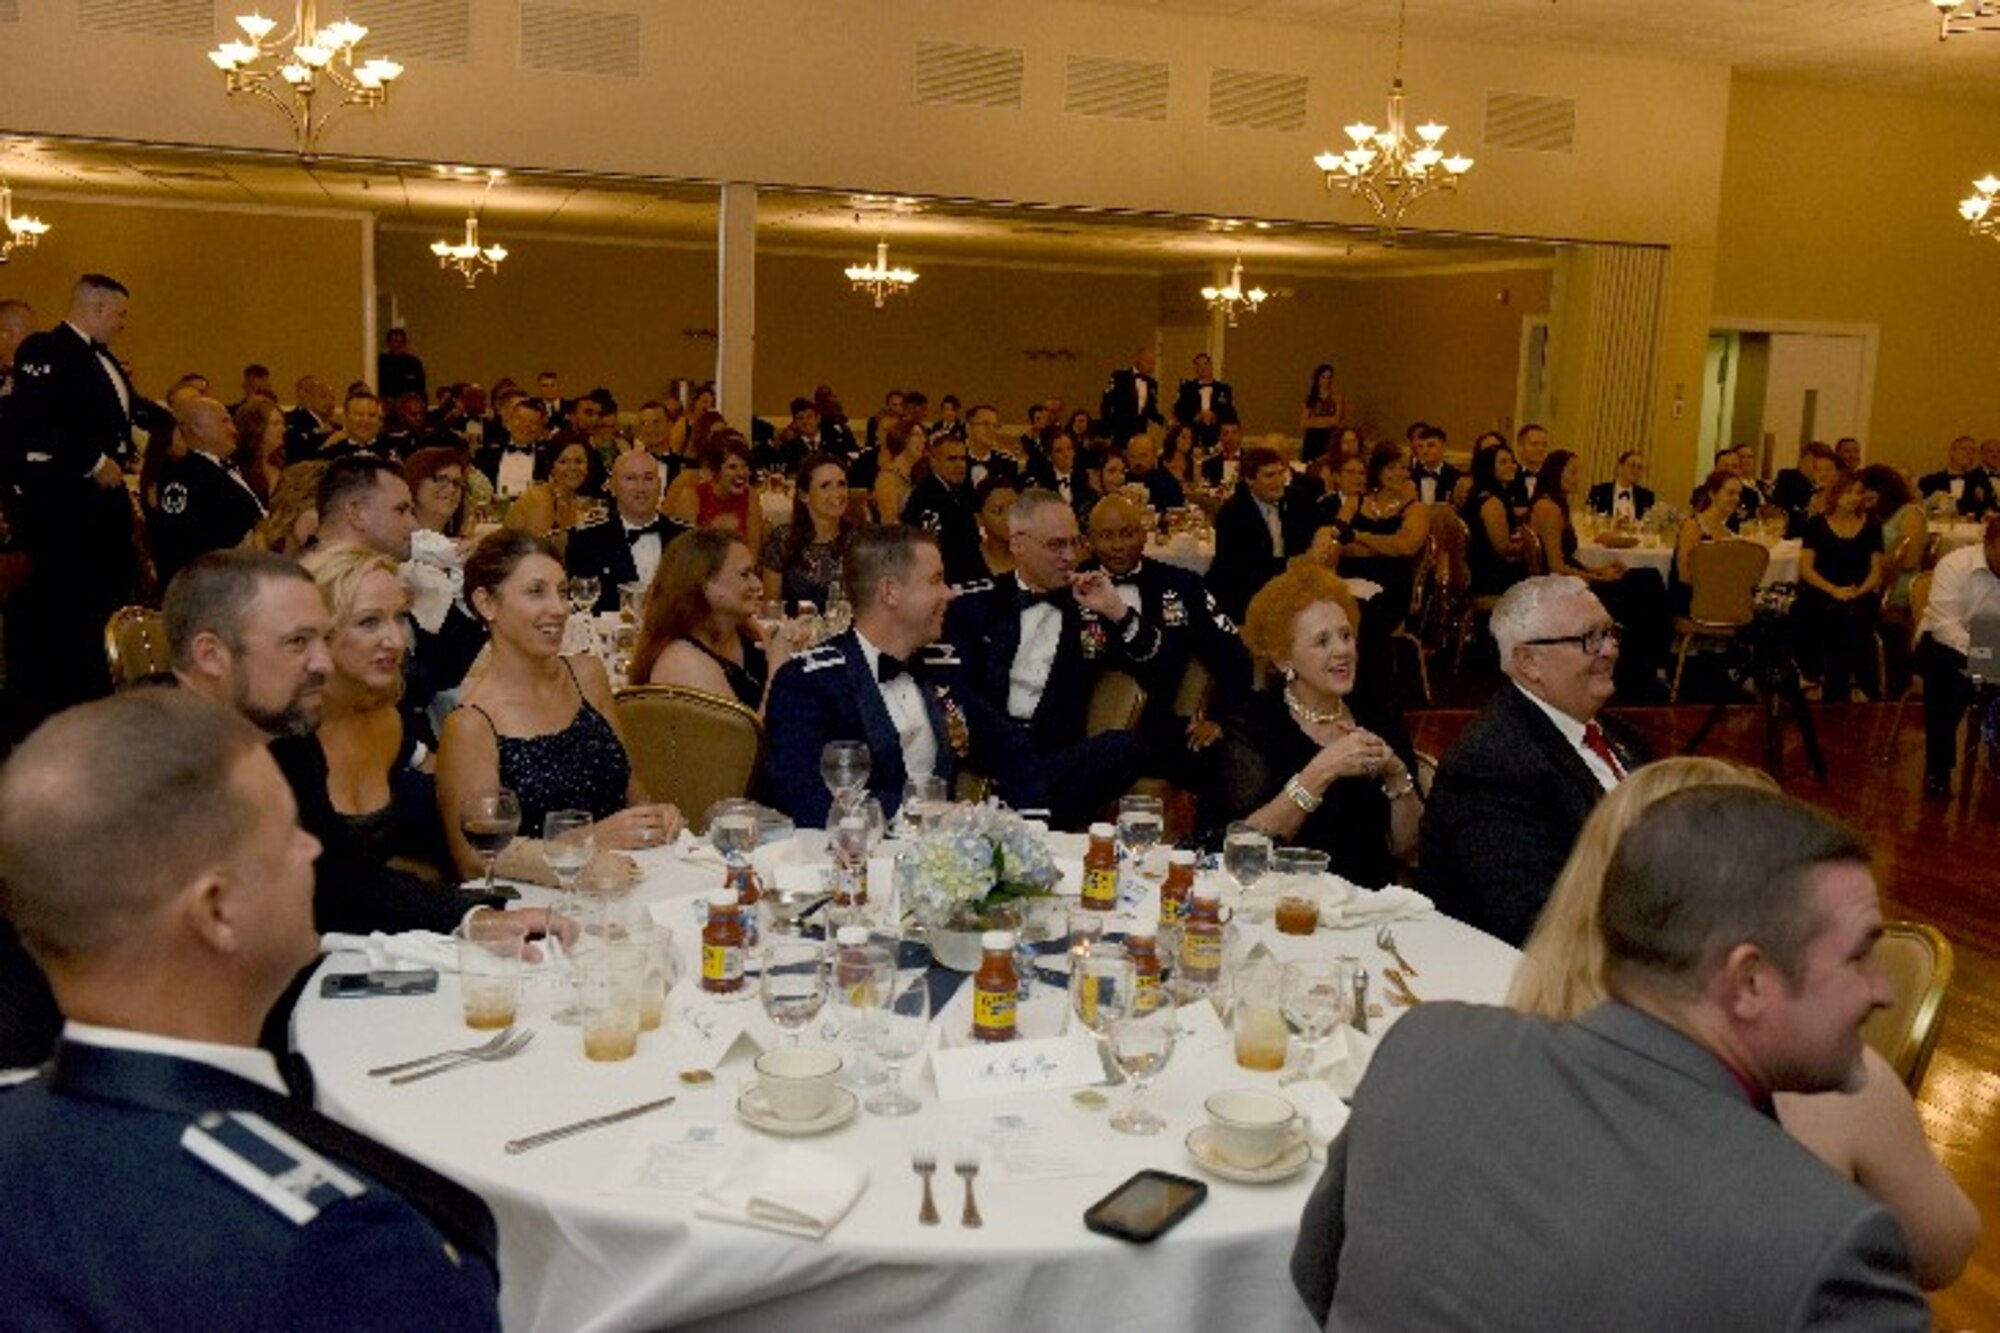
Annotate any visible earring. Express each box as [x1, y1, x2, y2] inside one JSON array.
[[1282, 665, 1296, 683]]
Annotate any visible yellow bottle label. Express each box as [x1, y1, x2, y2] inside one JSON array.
[[1081, 865, 1119, 910], [1181, 927, 1222, 980], [1159, 893, 1188, 926], [973, 987, 1017, 1037], [1134, 972, 1162, 1014], [702, 943, 742, 983]]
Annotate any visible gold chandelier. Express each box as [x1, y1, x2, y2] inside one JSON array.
[[1201, 255, 1267, 327], [1311, 0, 1472, 238], [1931, 0, 2000, 38], [1960, 174, 2000, 242], [0, 178, 50, 264], [432, 213, 508, 288], [844, 239, 918, 309], [208, 4, 404, 158]]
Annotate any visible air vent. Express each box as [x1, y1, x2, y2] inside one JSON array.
[[520, 2, 642, 78], [350, 0, 472, 64], [913, 40, 1024, 109], [1065, 55, 1169, 122], [1484, 90, 1577, 153], [1208, 67, 1307, 132], [78, 0, 209, 38]]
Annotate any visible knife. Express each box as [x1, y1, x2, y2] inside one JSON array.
[[504, 1096, 677, 1155]]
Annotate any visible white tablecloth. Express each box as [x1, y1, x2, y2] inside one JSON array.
[[295, 839, 1518, 1333], [1574, 537, 1800, 586], [1932, 521, 1984, 556], [758, 488, 793, 529], [1146, 534, 1214, 577]]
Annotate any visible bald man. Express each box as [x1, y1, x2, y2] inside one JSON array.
[[565, 448, 689, 611], [147, 395, 267, 585]]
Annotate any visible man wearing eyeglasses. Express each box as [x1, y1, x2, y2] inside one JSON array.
[[1418, 574, 1648, 945]]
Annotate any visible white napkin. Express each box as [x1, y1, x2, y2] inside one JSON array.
[[671, 830, 727, 871], [321, 930, 460, 973], [694, 1144, 868, 1240], [1320, 885, 1433, 929], [400, 530, 465, 634], [1345, 578, 1383, 603]]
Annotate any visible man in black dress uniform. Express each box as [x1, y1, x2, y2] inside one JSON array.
[[147, 395, 265, 586], [1172, 351, 1237, 450], [1918, 435, 1995, 519], [377, 326, 427, 402], [567, 450, 687, 613], [1100, 345, 1166, 448], [284, 375, 337, 463], [901, 435, 985, 584], [0, 689, 502, 1332], [0, 273, 142, 730]]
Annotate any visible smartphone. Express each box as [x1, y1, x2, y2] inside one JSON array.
[[1083, 1169, 1208, 1243], [319, 970, 441, 999]]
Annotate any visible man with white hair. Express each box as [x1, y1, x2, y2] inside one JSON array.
[[1417, 574, 1647, 944]]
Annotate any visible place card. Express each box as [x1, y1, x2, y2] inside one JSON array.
[[964, 1109, 1099, 1183], [657, 983, 751, 1069], [603, 1123, 736, 1196], [931, 1035, 1107, 1102]]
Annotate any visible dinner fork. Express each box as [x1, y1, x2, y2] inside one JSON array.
[[955, 1143, 984, 1229], [1374, 925, 1418, 977], [367, 1027, 519, 1078], [1383, 967, 1423, 1007], [912, 1145, 941, 1226], [389, 1029, 535, 1084]]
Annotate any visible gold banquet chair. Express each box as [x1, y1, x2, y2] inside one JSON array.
[[1860, 921, 1954, 1094], [104, 605, 176, 691], [1085, 670, 1147, 736], [1667, 538, 1769, 702], [613, 685, 764, 818]]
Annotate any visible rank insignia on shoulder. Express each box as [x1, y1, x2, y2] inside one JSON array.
[[181, 1110, 366, 1226], [919, 643, 961, 668], [160, 482, 189, 515], [796, 645, 847, 674]]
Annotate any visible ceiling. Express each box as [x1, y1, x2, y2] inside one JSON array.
[[1071, 0, 2000, 96]]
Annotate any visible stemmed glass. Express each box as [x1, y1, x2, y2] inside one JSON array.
[[820, 741, 871, 805], [864, 967, 931, 1117], [1107, 1005, 1177, 1135], [1223, 821, 1273, 899], [899, 775, 949, 837], [760, 939, 828, 1047], [567, 575, 600, 618], [1280, 958, 1352, 1086], [458, 789, 522, 897], [543, 810, 596, 1025], [1115, 794, 1165, 908], [1069, 949, 1135, 1047]]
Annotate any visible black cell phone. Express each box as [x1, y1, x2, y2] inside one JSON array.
[[319, 969, 441, 999], [1083, 1169, 1208, 1243]]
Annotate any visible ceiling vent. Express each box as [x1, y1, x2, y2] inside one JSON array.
[[1483, 90, 1577, 153], [520, 2, 642, 78], [1208, 67, 1308, 132], [78, 0, 210, 38], [350, 0, 472, 64], [913, 40, 1025, 109], [1065, 55, 1169, 122]]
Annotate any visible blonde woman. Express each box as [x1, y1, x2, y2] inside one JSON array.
[[1510, 757, 1979, 1289]]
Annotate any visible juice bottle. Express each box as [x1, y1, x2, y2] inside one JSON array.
[[1080, 822, 1119, 912], [1158, 850, 1195, 928], [971, 930, 1019, 1043], [700, 890, 745, 995], [1179, 884, 1224, 990], [726, 859, 762, 949], [1126, 932, 1163, 1015]]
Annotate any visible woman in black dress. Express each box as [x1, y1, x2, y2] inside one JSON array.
[[1461, 441, 1529, 598], [1528, 449, 1670, 697], [760, 452, 854, 610], [1298, 363, 1346, 463], [1339, 441, 1432, 632], [631, 527, 804, 713], [1797, 472, 1884, 701], [1205, 565, 1421, 888]]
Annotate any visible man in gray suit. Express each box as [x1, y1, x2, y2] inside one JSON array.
[[1293, 786, 1928, 1331]]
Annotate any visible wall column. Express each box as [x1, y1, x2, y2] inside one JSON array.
[[360, 213, 378, 391], [716, 181, 757, 423]]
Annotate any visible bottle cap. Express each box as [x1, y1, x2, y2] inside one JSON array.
[[1128, 930, 1156, 945], [981, 930, 1016, 951], [708, 890, 740, 910], [1169, 849, 1196, 866], [836, 926, 868, 946], [1088, 821, 1115, 839], [1192, 883, 1220, 902]]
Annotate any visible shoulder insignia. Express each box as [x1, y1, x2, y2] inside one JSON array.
[[181, 1110, 366, 1227], [160, 481, 189, 515], [952, 578, 995, 597], [795, 644, 847, 675], [919, 643, 962, 668]]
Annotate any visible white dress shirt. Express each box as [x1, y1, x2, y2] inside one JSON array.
[[1133, 373, 1150, 415], [1007, 598, 1064, 720], [1918, 542, 2000, 657], [855, 630, 938, 781], [62, 1020, 289, 1094], [624, 520, 663, 587], [1516, 684, 1620, 791], [1611, 487, 1637, 521], [497, 448, 535, 498]]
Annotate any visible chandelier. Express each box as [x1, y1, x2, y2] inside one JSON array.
[[1201, 255, 1267, 327], [0, 179, 50, 264], [431, 212, 508, 288], [207, 4, 404, 158], [844, 239, 918, 309], [1311, 0, 1472, 238], [1931, 0, 2000, 38], [1960, 174, 2000, 242]]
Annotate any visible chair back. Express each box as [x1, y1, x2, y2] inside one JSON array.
[[613, 685, 764, 817], [1685, 539, 1769, 628], [1427, 508, 1472, 597], [1170, 657, 1214, 721], [1860, 920, 1954, 1092], [1908, 570, 1933, 634], [1086, 670, 1147, 736], [104, 606, 175, 690]]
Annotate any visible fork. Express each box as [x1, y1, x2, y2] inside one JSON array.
[[389, 1030, 535, 1084], [368, 1027, 518, 1078], [1375, 925, 1418, 977], [1383, 967, 1423, 1007], [955, 1143, 984, 1229], [912, 1145, 941, 1226]]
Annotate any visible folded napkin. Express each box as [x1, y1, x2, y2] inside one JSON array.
[[694, 1144, 868, 1240], [400, 530, 466, 634], [1321, 885, 1433, 930], [321, 930, 461, 973], [492, 841, 642, 889], [670, 831, 727, 871]]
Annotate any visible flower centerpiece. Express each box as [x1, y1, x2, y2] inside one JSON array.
[[896, 802, 1060, 970]]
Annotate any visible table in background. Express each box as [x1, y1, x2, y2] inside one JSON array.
[[1574, 536, 1801, 586], [1933, 521, 1985, 558], [1147, 533, 1214, 577], [295, 839, 1517, 1333]]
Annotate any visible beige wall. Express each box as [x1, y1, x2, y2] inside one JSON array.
[[1712, 76, 2000, 476]]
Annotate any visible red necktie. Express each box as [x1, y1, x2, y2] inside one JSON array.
[[1582, 721, 1626, 781]]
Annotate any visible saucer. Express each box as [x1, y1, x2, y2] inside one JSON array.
[[735, 1085, 859, 1136], [1184, 1125, 1311, 1183]]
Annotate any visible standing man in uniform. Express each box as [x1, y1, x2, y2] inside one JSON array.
[[1172, 351, 1237, 451], [148, 394, 266, 586], [1100, 345, 1165, 447]]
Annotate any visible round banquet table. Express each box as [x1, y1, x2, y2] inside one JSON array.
[[1574, 535, 1801, 585], [1145, 533, 1214, 577], [1932, 520, 1985, 557], [294, 836, 1519, 1333]]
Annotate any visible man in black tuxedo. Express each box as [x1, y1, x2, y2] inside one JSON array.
[[566, 450, 686, 612], [812, 384, 859, 461], [1172, 352, 1237, 450], [1585, 451, 1656, 522], [944, 489, 1152, 827], [284, 374, 336, 463], [1508, 422, 1551, 512], [901, 435, 985, 585], [533, 370, 573, 432], [0, 273, 142, 729], [318, 388, 390, 461], [1716, 444, 1765, 525], [1209, 445, 1320, 622], [1771, 442, 1842, 537], [963, 403, 1021, 491], [1419, 575, 1647, 945], [1918, 435, 1995, 519], [377, 326, 426, 402], [763, 526, 1036, 827], [1198, 419, 1247, 490], [1099, 345, 1165, 446], [147, 395, 265, 587], [472, 393, 550, 499], [1409, 426, 1461, 507]]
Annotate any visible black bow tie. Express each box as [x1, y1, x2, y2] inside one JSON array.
[[625, 519, 664, 544], [878, 652, 921, 682], [505, 443, 534, 455], [1110, 571, 1142, 587], [1018, 586, 1066, 611]]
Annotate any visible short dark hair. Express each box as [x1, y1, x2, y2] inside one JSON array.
[[1602, 786, 1869, 999], [584, 387, 617, 413], [316, 454, 400, 518], [1517, 422, 1548, 443], [344, 387, 380, 411], [243, 363, 270, 378], [844, 524, 937, 614], [1242, 444, 1285, 478], [790, 397, 814, 417], [1365, 441, 1408, 490], [74, 273, 130, 300], [463, 529, 562, 609], [163, 548, 314, 670]]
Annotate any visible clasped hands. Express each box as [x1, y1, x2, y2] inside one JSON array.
[[594, 802, 685, 851], [1301, 727, 1405, 792]]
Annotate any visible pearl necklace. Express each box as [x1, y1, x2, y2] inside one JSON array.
[[1284, 686, 1352, 729]]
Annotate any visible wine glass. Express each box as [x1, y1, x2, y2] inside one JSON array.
[[823, 579, 853, 636], [1069, 949, 1135, 1043], [752, 598, 785, 642], [820, 741, 871, 804], [1107, 1005, 1177, 1135], [1223, 821, 1273, 898], [567, 574, 600, 618], [900, 775, 948, 836], [1115, 794, 1165, 907], [542, 809, 595, 910], [1280, 958, 1353, 1086], [760, 939, 828, 1047], [864, 967, 931, 1117], [459, 789, 521, 897]]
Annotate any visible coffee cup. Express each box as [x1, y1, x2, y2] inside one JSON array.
[[753, 1047, 844, 1121], [1204, 1089, 1305, 1169]]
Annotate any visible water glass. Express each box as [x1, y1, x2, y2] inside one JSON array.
[[543, 809, 595, 908], [864, 968, 931, 1117], [1107, 1005, 1177, 1135], [577, 944, 644, 1062], [1223, 821, 1273, 895], [820, 740, 871, 803], [761, 939, 829, 1047], [1281, 957, 1355, 1086], [900, 775, 949, 835], [1069, 948, 1134, 1039], [626, 924, 679, 1032], [455, 915, 523, 1031], [567, 574, 600, 617]]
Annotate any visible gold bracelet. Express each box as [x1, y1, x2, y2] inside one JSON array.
[[1283, 776, 1322, 813]]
